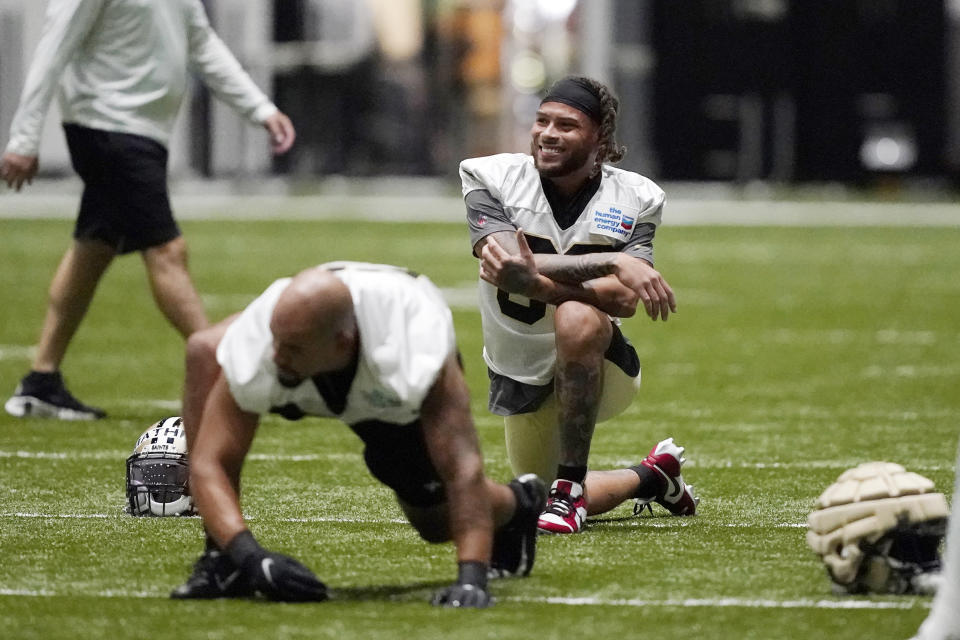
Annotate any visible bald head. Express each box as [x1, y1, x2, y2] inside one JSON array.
[[270, 268, 358, 381]]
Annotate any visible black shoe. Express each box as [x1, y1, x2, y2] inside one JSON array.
[[5, 371, 106, 420], [490, 474, 546, 579], [171, 550, 252, 599]]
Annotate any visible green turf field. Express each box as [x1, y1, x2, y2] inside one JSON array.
[[1, 216, 957, 639]]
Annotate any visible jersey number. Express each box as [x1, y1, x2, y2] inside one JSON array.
[[496, 289, 546, 325]]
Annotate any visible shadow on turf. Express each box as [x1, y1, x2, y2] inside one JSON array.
[[586, 509, 694, 527], [328, 580, 451, 603]]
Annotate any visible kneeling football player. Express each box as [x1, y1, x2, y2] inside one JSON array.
[[171, 262, 545, 607]]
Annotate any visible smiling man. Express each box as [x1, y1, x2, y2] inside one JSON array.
[[459, 76, 698, 535]]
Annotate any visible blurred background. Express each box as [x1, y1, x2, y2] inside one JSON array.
[[1, 0, 959, 196]]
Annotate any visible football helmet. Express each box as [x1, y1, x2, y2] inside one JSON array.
[[126, 416, 195, 516], [807, 461, 948, 594]]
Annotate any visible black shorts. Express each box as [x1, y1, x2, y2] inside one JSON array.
[[64, 123, 180, 254], [349, 419, 446, 508], [487, 322, 641, 416]]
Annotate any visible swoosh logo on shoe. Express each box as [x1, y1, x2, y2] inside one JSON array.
[[664, 475, 683, 502], [261, 558, 276, 586], [214, 569, 240, 592]]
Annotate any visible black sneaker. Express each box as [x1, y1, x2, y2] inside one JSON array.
[[171, 550, 252, 599], [5, 371, 106, 420], [490, 474, 546, 579]]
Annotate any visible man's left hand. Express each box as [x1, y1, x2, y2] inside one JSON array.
[[614, 254, 677, 321], [227, 530, 327, 602], [431, 560, 492, 608], [431, 583, 492, 608], [263, 111, 296, 155]]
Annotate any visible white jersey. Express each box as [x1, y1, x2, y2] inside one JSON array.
[[5, 0, 277, 156], [460, 153, 664, 386], [217, 262, 457, 426]]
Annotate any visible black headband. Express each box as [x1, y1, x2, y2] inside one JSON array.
[[540, 77, 603, 124]]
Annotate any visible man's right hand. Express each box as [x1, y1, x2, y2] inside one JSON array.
[[479, 228, 545, 298], [0, 152, 39, 191], [227, 530, 328, 602]]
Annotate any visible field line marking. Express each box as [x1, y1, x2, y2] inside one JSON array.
[[0, 450, 361, 462], [3, 450, 952, 472], [0, 345, 36, 361], [0, 588, 929, 610], [511, 595, 928, 610], [1, 513, 113, 519], [0, 511, 811, 529], [0, 512, 409, 524], [7, 190, 960, 226]]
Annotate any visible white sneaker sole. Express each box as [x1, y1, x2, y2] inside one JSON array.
[[5, 395, 101, 420]]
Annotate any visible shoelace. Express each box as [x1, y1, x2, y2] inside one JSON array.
[[633, 501, 654, 517], [544, 492, 575, 517]]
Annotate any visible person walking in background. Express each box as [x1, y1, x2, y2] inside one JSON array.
[[1, 0, 295, 420]]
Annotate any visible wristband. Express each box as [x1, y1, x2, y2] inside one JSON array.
[[226, 530, 263, 566], [457, 561, 488, 589]]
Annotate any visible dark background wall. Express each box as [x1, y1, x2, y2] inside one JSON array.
[[649, 0, 947, 184]]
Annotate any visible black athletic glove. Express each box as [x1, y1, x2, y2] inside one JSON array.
[[431, 561, 492, 608], [226, 530, 328, 602]]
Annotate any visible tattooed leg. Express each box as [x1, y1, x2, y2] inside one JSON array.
[[554, 301, 612, 467]]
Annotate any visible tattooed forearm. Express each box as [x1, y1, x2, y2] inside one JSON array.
[[536, 253, 617, 284]]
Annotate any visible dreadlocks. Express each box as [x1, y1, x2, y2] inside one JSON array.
[[566, 76, 627, 176]]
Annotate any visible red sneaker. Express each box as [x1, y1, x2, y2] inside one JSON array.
[[537, 479, 588, 534], [638, 437, 698, 516]]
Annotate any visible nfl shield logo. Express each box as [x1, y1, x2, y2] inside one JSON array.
[[620, 215, 635, 230]]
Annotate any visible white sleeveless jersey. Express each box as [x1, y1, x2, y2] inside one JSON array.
[[460, 153, 664, 385], [217, 262, 456, 425]]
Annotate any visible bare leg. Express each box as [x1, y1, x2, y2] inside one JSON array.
[[488, 478, 519, 528], [554, 301, 611, 468], [553, 305, 682, 519], [31, 239, 115, 372], [584, 469, 643, 515], [401, 478, 517, 542], [142, 236, 208, 338]]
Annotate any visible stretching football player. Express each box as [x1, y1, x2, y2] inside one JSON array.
[[460, 75, 697, 534], [171, 262, 545, 607]]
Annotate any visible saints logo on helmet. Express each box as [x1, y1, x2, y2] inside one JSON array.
[[807, 461, 948, 595], [126, 417, 195, 516]]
